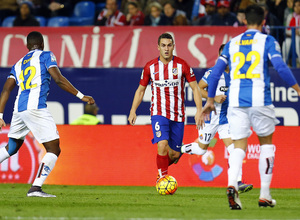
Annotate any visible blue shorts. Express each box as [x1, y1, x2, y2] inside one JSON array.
[[151, 115, 184, 152]]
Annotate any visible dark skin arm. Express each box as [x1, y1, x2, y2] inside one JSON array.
[[48, 66, 95, 104]]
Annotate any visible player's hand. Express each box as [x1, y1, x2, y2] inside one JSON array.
[[201, 98, 216, 122], [82, 96, 95, 105], [214, 95, 227, 103], [195, 110, 204, 130], [0, 119, 6, 131], [128, 111, 137, 125]]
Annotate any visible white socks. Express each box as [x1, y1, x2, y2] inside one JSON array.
[[227, 144, 243, 182], [32, 152, 58, 187], [0, 147, 10, 163], [181, 142, 207, 155], [259, 144, 275, 200], [228, 148, 246, 190]]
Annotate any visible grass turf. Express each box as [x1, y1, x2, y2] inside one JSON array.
[[0, 184, 299, 219]]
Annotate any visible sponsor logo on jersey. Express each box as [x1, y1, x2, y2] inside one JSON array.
[[153, 79, 180, 87], [190, 68, 195, 77], [141, 70, 144, 79], [219, 86, 228, 92], [204, 70, 212, 78], [50, 53, 57, 62]]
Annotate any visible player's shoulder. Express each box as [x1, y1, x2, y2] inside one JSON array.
[[144, 57, 159, 68], [41, 51, 57, 62], [174, 56, 190, 66]]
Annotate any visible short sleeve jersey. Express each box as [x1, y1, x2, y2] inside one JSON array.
[[220, 29, 282, 107], [140, 56, 196, 122], [9, 49, 58, 113], [202, 68, 230, 124]]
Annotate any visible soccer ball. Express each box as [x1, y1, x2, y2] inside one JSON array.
[[156, 175, 178, 195]]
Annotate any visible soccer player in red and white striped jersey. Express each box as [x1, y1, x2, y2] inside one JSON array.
[[128, 33, 204, 181]]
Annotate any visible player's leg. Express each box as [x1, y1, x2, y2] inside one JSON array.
[[167, 120, 184, 164], [226, 107, 252, 210], [180, 123, 217, 155], [251, 105, 278, 207], [23, 109, 60, 197], [0, 138, 24, 162], [151, 116, 171, 179]]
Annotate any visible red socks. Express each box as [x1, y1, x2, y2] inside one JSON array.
[[156, 154, 169, 177]]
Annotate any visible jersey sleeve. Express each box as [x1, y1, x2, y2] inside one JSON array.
[[42, 51, 58, 70], [266, 35, 282, 59], [139, 65, 151, 86], [8, 65, 17, 81], [201, 68, 213, 85], [183, 62, 196, 82]]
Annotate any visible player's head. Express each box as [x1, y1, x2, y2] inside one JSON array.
[[157, 33, 174, 61], [245, 4, 265, 26], [27, 31, 44, 51], [84, 103, 99, 116], [218, 44, 225, 56]]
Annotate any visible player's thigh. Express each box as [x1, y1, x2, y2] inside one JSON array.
[[8, 112, 30, 140], [228, 107, 252, 140], [151, 115, 170, 145], [249, 105, 279, 137], [168, 121, 184, 152], [198, 123, 218, 145], [21, 109, 60, 144]]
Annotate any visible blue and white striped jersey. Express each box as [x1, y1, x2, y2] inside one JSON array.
[[202, 68, 230, 124], [9, 49, 58, 112], [220, 29, 282, 107]]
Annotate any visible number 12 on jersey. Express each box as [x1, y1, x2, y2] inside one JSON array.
[[19, 66, 37, 91]]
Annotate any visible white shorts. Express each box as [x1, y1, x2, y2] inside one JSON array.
[[227, 105, 279, 140], [8, 108, 59, 143], [198, 123, 231, 145]]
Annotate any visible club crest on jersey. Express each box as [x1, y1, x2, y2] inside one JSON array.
[[50, 53, 57, 62], [156, 131, 161, 138], [199, 134, 203, 140], [172, 68, 178, 76]]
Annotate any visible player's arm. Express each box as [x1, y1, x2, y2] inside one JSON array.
[[128, 84, 147, 125], [48, 67, 95, 104], [0, 78, 16, 130], [189, 80, 204, 129]]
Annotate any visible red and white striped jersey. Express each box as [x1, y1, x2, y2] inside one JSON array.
[[97, 9, 126, 26], [140, 56, 196, 122]]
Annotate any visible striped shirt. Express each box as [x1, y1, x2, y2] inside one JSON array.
[[97, 9, 126, 26], [220, 29, 282, 107], [9, 49, 58, 113], [140, 56, 196, 122]]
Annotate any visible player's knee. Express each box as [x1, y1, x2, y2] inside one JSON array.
[[157, 140, 169, 154], [7, 138, 21, 156]]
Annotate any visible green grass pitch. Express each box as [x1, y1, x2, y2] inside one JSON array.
[[0, 184, 299, 219]]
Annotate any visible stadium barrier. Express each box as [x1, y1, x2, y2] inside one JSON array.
[[0, 125, 299, 188]]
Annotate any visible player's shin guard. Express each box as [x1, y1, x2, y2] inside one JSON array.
[[181, 142, 207, 155], [157, 154, 169, 178], [32, 152, 58, 187], [259, 144, 275, 200], [0, 147, 10, 163], [228, 148, 245, 190]]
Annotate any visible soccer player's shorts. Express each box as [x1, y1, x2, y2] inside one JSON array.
[[151, 115, 184, 152], [198, 123, 230, 145], [8, 108, 60, 144], [228, 105, 279, 140]]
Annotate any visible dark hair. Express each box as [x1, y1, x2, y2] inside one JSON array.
[[27, 31, 43, 46], [245, 4, 265, 26], [294, 0, 300, 8], [158, 33, 174, 45], [218, 44, 225, 55], [127, 1, 138, 8]]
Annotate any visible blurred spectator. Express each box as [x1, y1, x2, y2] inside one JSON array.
[[233, 9, 245, 26], [173, 13, 188, 25], [126, 1, 145, 25], [288, 0, 300, 32], [161, 0, 188, 25], [175, 0, 194, 20], [190, 0, 206, 21], [230, 0, 256, 13], [194, 0, 216, 25], [0, 0, 18, 22], [33, 0, 73, 18], [284, 0, 294, 26], [70, 104, 102, 125], [96, 0, 127, 26], [266, 0, 287, 25], [210, 0, 237, 26], [13, 1, 40, 26], [121, 0, 146, 14], [144, 1, 166, 25]]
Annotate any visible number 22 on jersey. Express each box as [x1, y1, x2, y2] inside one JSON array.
[[19, 66, 37, 91], [233, 51, 261, 80]]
